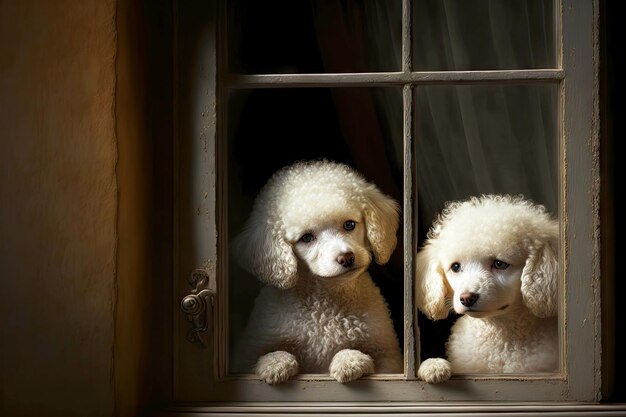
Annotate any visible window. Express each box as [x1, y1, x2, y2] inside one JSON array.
[[173, 0, 611, 411]]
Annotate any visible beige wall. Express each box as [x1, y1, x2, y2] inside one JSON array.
[[0, 1, 173, 415], [1, 1, 116, 416]]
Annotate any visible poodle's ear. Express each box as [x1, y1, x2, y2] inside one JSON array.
[[521, 238, 558, 318], [233, 212, 298, 290], [414, 244, 450, 321], [362, 186, 400, 265]]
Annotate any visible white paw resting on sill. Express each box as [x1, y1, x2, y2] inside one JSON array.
[[329, 349, 375, 383], [255, 351, 299, 385], [418, 357, 452, 384]]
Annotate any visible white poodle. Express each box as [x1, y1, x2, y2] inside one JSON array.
[[415, 194, 559, 384], [232, 160, 403, 384]]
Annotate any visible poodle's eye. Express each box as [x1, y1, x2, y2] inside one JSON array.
[[451, 262, 461, 273], [299, 233, 315, 243], [492, 259, 510, 270], [343, 220, 356, 231]]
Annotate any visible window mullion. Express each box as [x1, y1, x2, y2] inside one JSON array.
[[403, 83, 416, 379], [402, 0, 412, 73]]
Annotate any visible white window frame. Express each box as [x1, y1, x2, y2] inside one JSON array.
[[169, 0, 620, 414]]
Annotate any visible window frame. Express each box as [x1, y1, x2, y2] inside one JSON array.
[[171, 0, 612, 410]]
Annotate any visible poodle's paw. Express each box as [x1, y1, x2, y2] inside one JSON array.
[[417, 358, 452, 384], [255, 351, 299, 385], [329, 349, 375, 383]]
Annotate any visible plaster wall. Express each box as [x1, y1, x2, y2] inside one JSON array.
[[0, 1, 118, 416]]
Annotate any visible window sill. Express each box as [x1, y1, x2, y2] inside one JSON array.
[[154, 402, 626, 416]]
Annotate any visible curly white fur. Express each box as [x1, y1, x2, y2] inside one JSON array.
[[415, 195, 559, 383], [233, 160, 403, 384]]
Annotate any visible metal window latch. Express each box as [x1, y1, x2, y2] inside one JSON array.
[[180, 268, 215, 348]]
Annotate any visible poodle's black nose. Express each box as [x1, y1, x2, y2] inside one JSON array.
[[337, 252, 355, 268], [459, 292, 479, 307]]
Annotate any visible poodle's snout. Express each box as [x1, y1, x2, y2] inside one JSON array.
[[337, 252, 355, 268], [459, 292, 479, 307]]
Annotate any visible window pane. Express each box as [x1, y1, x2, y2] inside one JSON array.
[[227, 0, 401, 74], [227, 87, 404, 375], [413, 0, 556, 70], [414, 84, 559, 371]]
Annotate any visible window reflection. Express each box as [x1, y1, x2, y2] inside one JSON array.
[[413, 0, 556, 71]]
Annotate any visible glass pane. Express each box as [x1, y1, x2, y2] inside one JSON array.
[[414, 84, 559, 375], [413, 0, 556, 70], [227, 88, 404, 376], [227, 0, 401, 74]]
